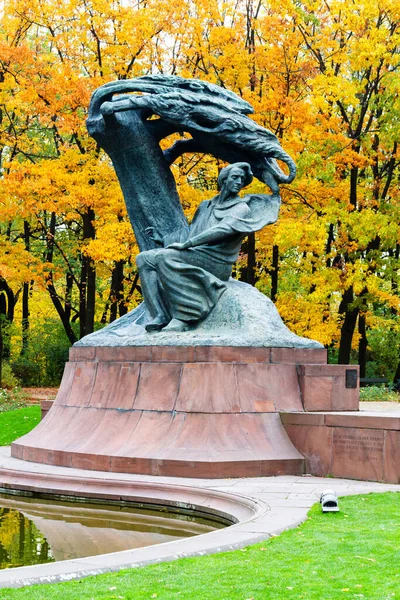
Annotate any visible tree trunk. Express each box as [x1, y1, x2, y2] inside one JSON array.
[[349, 163, 359, 208], [87, 100, 187, 251], [391, 244, 400, 389], [391, 244, 399, 315], [101, 303, 109, 324], [246, 233, 256, 286], [21, 221, 31, 356], [86, 258, 96, 335], [125, 273, 140, 308], [0, 279, 15, 361], [239, 235, 257, 286], [338, 286, 359, 364], [79, 258, 87, 339], [325, 223, 334, 267], [65, 272, 73, 324], [45, 212, 77, 345], [393, 360, 400, 390], [79, 208, 96, 338], [109, 260, 125, 322], [270, 244, 279, 302], [47, 278, 78, 345], [0, 278, 15, 323], [358, 312, 367, 378], [21, 282, 30, 356]]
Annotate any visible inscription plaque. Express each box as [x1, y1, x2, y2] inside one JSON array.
[[345, 369, 358, 389], [334, 430, 383, 459], [332, 427, 384, 480]]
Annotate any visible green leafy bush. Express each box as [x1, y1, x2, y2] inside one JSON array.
[[11, 357, 41, 386], [0, 362, 20, 388], [366, 323, 400, 381], [359, 385, 399, 402], [42, 339, 69, 385], [10, 318, 72, 386]]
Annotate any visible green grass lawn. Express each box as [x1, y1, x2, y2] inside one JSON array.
[[0, 492, 399, 600], [0, 405, 41, 446], [0, 405, 398, 598]]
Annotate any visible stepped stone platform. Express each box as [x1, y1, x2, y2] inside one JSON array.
[[282, 410, 400, 483], [12, 345, 360, 478]]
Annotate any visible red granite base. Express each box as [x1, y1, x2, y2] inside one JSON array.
[[282, 412, 400, 483], [12, 345, 359, 478]]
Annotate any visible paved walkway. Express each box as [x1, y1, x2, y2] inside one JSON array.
[[359, 401, 400, 412], [0, 446, 400, 589]]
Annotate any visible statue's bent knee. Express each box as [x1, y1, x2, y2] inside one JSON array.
[[155, 249, 179, 266], [136, 249, 158, 269]]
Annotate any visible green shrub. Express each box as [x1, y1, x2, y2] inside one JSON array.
[[27, 318, 72, 386], [9, 318, 72, 387], [359, 385, 399, 402], [0, 362, 20, 388], [366, 323, 400, 380], [43, 340, 69, 385], [11, 357, 41, 386]]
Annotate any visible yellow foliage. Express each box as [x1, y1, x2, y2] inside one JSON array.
[[0, 0, 398, 354]]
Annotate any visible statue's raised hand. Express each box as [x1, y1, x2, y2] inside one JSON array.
[[145, 227, 164, 247]]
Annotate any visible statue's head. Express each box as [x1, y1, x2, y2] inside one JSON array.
[[218, 162, 253, 194]]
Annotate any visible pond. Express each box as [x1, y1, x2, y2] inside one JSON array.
[[0, 493, 226, 570]]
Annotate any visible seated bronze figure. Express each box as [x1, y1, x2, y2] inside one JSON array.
[[137, 162, 281, 332]]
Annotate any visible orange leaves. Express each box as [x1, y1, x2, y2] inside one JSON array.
[[85, 221, 136, 264], [0, 237, 42, 286], [0, 0, 398, 348], [1, 149, 118, 215], [275, 288, 341, 347]]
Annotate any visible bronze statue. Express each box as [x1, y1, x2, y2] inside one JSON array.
[[137, 162, 281, 332], [86, 75, 295, 334]]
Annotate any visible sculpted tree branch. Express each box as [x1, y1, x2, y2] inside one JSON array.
[[87, 75, 296, 251]]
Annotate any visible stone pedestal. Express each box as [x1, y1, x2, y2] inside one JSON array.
[[11, 345, 357, 479], [281, 411, 400, 483]]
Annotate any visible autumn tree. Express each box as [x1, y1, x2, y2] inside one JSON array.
[[289, 0, 400, 376], [0, 0, 399, 383]]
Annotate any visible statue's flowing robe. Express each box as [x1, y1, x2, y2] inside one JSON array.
[[141, 193, 281, 322]]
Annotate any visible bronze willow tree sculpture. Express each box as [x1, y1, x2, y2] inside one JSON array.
[[84, 75, 320, 346], [86, 75, 296, 251]]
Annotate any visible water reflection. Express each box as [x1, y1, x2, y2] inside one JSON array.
[[0, 494, 225, 569], [0, 505, 53, 569]]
